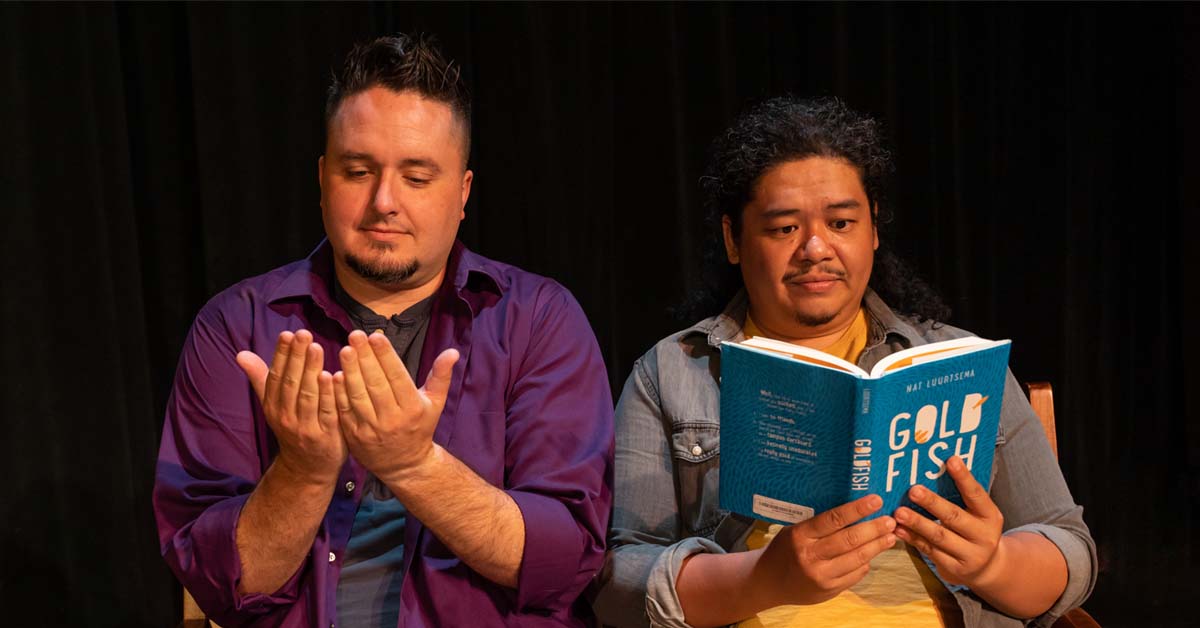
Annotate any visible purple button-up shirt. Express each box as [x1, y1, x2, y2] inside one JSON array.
[[153, 240, 614, 627]]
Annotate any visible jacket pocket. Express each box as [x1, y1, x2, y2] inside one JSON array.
[[670, 422, 722, 538]]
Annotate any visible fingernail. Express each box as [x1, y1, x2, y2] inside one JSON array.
[[911, 485, 927, 500], [895, 509, 910, 523], [867, 495, 882, 509], [948, 456, 963, 471], [372, 328, 385, 336], [886, 534, 897, 546]]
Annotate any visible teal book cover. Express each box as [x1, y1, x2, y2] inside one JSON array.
[[718, 337, 1011, 526]]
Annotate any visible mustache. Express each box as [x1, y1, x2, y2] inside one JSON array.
[[782, 265, 846, 282]]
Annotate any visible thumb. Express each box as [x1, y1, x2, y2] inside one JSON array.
[[235, 350, 269, 402], [420, 348, 460, 409]]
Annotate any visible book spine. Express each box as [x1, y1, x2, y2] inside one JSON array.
[[848, 379, 875, 502]]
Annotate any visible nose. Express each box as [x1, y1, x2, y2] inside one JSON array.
[[372, 171, 399, 215], [798, 233, 834, 262]]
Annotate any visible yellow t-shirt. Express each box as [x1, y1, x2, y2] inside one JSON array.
[[736, 309, 960, 628]]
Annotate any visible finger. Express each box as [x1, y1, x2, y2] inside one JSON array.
[[946, 456, 1002, 522], [819, 529, 898, 580], [235, 351, 269, 403], [812, 515, 897, 562], [803, 494, 882, 539], [264, 331, 295, 409], [338, 345, 379, 424], [907, 483, 987, 544], [824, 563, 872, 595], [421, 348, 460, 410], [333, 371, 357, 431], [296, 342, 324, 424], [280, 329, 313, 413], [318, 371, 338, 433], [895, 525, 960, 574], [365, 330, 420, 401], [894, 506, 971, 561], [346, 330, 400, 413]]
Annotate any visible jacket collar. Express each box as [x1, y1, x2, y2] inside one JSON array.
[[685, 288, 928, 352]]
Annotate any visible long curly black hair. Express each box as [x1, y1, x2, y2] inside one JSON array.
[[676, 96, 951, 325]]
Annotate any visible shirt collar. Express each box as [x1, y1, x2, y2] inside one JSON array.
[[266, 239, 505, 324]]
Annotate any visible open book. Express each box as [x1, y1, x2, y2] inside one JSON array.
[[718, 335, 1011, 525]]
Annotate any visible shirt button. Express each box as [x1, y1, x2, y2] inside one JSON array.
[[691, 444, 703, 456], [328, 552, 336, 563], [345, 481, 356, 493]]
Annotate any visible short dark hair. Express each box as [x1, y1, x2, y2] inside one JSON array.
[[679, 95, 951, 323], [325, 33, 472, 159]]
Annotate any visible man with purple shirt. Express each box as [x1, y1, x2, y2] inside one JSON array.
[[153, 34, 613, 627]]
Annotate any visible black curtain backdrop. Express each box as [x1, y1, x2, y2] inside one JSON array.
[[1, 3, 1195, 627]]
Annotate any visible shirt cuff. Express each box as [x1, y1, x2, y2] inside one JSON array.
[[510, 490, 598, 611], [182, 493, 305, 621], [645, 536, 726, 628], [1007, 523, 1096, 627]]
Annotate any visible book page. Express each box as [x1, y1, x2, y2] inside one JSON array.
[[740, 336, 869, 378], [869, 337, 1006, 378]]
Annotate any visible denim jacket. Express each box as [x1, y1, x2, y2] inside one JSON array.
[[592, 290, 1097, 628]]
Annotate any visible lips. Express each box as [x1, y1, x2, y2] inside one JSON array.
[[361, 226, 409, 240], [790, 274, 841, 284], [785, 272, 844, 293]]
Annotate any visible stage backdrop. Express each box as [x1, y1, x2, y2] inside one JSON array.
[[1, 3, 1195, 626]]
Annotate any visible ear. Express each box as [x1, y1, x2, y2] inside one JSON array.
[[722, 215, 740, 264], [318, 155, 326, 187], [871, 202, 880, 251], [459, 170, 473, 220]]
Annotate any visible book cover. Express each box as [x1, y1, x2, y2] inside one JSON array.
[[718, 337, 1011, 526]]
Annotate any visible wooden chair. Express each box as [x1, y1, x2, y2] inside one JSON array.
[[1024, 382, 1102, 628], [181, 587, 220, 628]]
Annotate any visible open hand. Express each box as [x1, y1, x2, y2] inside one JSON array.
[[333, 330, 459, 483], [236, 330, 346, 485], [895, 455, 1005, 587]]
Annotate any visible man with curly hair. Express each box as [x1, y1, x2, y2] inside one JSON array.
[[592, 96, 1096, 628]]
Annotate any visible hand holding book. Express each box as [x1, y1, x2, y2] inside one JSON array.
[[894, 455, 1004, 588], [751, 494, 898, 607]]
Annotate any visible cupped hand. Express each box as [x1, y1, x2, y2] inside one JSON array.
[[236, 329, 346, 485], [333, 329, 459, 483]]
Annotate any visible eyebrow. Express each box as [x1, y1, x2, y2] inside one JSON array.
[[336, 152, 442, 174], [825, 199, 862, 210], [760, 200, 862, 219]]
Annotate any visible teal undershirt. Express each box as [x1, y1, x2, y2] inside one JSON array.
[[333, 281, 432, 628]]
